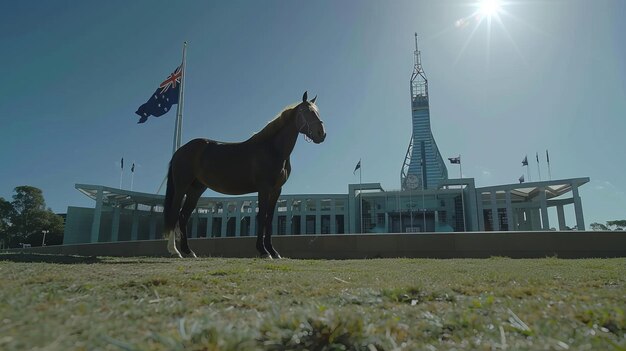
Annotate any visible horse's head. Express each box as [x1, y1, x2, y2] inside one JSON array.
[[296, 91, 326, 144]]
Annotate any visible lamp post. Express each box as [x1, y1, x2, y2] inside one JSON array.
[[41, 230, 49, 246]]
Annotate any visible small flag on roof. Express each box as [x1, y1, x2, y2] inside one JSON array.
[[353, 160, 361, 174]]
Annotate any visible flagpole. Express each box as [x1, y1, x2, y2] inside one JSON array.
[[459, 155, 466, 232], [131, 161, 135, 191], [119, 158, 124, 189], [536, 152, 542, 181], [547, 150, 552, 180], [421, 158, 425, 232], [359, 160, 363, 234], [409, 183, 413, 231], [173, 41, 187, 155]]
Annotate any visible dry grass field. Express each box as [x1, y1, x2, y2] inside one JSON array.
[[0, 254, 624, 350]]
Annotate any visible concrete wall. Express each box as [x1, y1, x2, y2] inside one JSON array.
[[10, 231, 626, 259], [64, 207, 94, 244]]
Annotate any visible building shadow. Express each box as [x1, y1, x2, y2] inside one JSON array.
[[0, 253, 102, 264], [0, 252, 179, 264]]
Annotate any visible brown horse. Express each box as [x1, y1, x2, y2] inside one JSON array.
[[163, 92, 326, 258]]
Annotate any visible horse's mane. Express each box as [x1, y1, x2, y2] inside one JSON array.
[[248, 103, 297, 142]]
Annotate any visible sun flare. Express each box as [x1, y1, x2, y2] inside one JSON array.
[[477, 0, 502, 18]]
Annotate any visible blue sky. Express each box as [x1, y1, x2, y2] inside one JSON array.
[[1, 0, 625, 227]]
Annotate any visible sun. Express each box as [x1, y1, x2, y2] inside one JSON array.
[[477, 0, 502, 18]]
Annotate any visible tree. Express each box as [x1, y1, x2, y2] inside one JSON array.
[[590, 222, 609, 231], [7, 186, 64, 247], [0, 197, 14, 249], [590, 220, 626, 231], [606, 220, 626, 231]]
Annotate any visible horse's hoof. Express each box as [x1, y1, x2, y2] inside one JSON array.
[[270, 252, 282, 259], [259, 253, 273, 260], [170, 253, 183, 258]]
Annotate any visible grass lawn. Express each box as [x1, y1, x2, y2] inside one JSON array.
[[0, 254, 624, 350]]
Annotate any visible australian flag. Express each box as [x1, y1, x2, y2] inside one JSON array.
[[448, 156, 461, 164], [135, 65, 182, 123]]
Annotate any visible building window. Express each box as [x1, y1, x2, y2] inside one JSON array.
[[240, 216, 251, 236], [377, 213, 385, 227], [483, 209, 493, 231], [321, 199, 332, 212], [197, 218, 207, 238], [306, 199, 317, 212], [277, 215, 287, 235], [306, 215, 316, 234], [321, 215, 330, 234], [498, 208, 508, 231], [291, 215, 301, 235], [276, 200, 287, 213], [335, 200, 345, 212], [291, 200, 302, 213], [335, 215, 345, 234], [226, 217, 236, 237], [211, 218, 222, 237]]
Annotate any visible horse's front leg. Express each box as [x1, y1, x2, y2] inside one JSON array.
[[264, 187, 282, 259], [256, 189, 271, 258]]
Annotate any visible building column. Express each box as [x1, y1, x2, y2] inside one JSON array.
[[300, 211, 306, 235], [192, 210, 199, 238], [315, 199, 321, 234], [221, 208, 227, 237], [505, 190, 514, 231], [557, 205, 566, 231], [572, 185, 585, 230], [235, 201, 242, 237], [149, 206, 157, 240], [539, 187, 549, 230], [490, 191, 500, 231], [286, 199, 293, 235], [330, 199, 336, 234], [206, 213, 213, 237], [131, 203, 139, 241], [90, 188, 104, 243], [111, 206, 121, 242], [476, 192, 485, 231], [531, 208, 542, 230], [384, 212, 389, 232], [250, 209, 251, 236]]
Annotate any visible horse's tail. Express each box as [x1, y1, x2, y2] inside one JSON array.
[[163, 162, 176, 235]]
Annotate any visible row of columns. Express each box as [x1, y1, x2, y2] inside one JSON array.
[[479, 185, 585, 231], [89, 192, 347, 242]]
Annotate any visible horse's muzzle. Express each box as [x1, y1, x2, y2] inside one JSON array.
[[314, 131, 326, 143]]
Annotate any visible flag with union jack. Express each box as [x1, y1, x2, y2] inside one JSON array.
[[135, 65, 182, 123]]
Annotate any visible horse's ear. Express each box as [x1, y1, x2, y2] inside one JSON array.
[[311, 95, 317, 104], [302, 91, 308, 102]]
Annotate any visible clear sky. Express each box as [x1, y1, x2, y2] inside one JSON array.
[[1, 0, 625, 227]]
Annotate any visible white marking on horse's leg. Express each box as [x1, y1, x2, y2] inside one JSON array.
[[166, 230, 183, 258], [175, 223, 182, 240]]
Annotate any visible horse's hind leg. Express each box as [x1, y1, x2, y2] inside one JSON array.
[[264, 187, 282, 259], [178, 181, 206, 258], [164, 180, 186, 258]]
